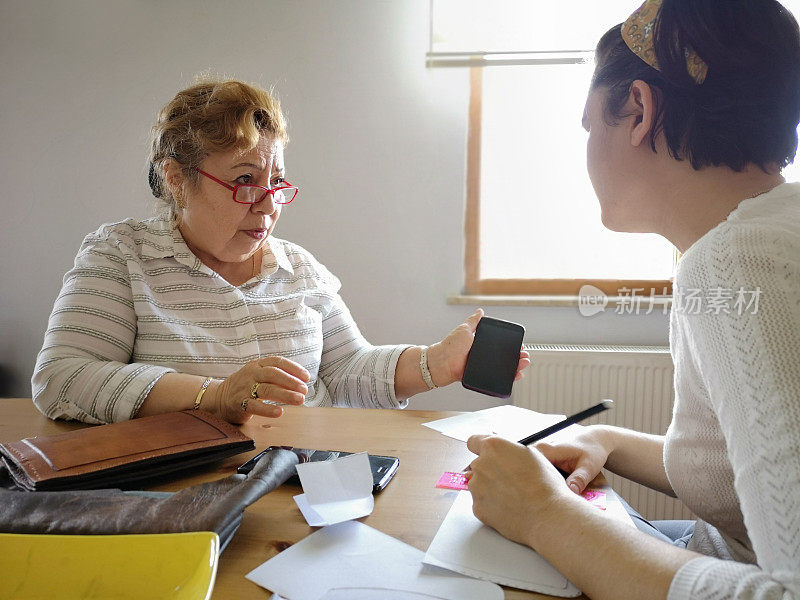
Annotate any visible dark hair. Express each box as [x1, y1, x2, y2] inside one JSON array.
[[592, 0, 800, 172]]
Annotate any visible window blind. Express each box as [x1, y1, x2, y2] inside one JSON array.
[[428, 0, 636, 67]]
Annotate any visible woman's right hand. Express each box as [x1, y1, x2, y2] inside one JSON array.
[[210, 356, 310, 425], [535, 425, 615, 495]]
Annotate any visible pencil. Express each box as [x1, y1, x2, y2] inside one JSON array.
[[463, 400, 613, 471], [517, 399, 614, 446]]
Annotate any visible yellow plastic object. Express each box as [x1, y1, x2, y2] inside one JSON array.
[[0, 531, 219, 600]]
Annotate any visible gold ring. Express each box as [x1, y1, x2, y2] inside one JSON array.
[[250, 382, 259, 399], [241, 397, 249, 412]]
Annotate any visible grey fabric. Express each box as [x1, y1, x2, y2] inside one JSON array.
[[0, 448, 300, 551], [618, 495, 695, 548]]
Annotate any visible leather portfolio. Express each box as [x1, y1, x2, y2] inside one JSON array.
[[0, 410, 255, 491]]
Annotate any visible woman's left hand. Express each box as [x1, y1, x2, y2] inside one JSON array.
[[465, 435, 571, 547], [426, 308, 531, 387]]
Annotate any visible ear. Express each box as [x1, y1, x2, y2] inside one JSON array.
[[162, 158, 186, 198], [625, 80, 657, 147]]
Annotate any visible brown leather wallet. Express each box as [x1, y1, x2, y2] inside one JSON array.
[[0, 410, 255, 491]]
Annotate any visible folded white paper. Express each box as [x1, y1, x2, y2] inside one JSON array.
[[294, 451, 374, 526], [274, 584, 473, 599], [423, 491, 582, 597], [246, 520, 503, 600], [318, 590, 466, 599], [422, 405, 567, 443]]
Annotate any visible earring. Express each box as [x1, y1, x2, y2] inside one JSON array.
[[174, 191, 186, 208]]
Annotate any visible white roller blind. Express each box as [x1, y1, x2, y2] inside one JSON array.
[[429, 0, 637, 66]]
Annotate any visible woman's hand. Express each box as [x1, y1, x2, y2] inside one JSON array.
[[426, 308, 531, 387], [209, 356, 310, 425], [465, 435, 571, 548], [534, 425, 615, 494]]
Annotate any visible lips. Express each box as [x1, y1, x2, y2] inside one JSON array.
[[243, 228, 268, 240]]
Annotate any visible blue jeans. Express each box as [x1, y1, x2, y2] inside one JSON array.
[[618, 495, 695, 548]]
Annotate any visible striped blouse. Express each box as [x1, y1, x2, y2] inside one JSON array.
[[32, 216, 410, 424]]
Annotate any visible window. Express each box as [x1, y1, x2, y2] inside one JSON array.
[[465, 62, 676, 296], [430, 0, 800, 298]]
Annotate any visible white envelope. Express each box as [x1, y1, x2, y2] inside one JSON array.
[[422, 405, 566, 442], [272, 591, 459, 600], [423, 491, 582, 597], [247, 520, 503, 600], [294, 451, 375, 526]]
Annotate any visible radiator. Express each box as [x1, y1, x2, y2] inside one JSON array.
[[513, 344, 694, 521]]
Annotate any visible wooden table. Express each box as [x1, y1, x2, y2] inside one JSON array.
[[0, 398, 614, 599]]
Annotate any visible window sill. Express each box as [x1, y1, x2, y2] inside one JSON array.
[[447, 294, 673, 310]]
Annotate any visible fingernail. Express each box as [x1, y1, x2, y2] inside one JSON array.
[[569, 482, 580, 494]]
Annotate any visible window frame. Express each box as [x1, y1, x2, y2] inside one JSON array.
[[463, 65, 674, 298]]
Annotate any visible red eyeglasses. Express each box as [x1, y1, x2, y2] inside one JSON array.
[[194, 168, 299, 205]]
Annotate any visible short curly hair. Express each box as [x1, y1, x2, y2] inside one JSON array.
[[148, 77, 287, 211], [592, 0, 800, 172]]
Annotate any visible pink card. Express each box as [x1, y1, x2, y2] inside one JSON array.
[[435, 471, 607, 508], [581, 488, 607, 510], [436, 471, 469, 491]]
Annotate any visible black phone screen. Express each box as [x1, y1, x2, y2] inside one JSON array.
[[461, 317, 525, 398]]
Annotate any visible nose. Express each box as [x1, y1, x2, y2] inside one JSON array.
[[251, 193, 277, 215]]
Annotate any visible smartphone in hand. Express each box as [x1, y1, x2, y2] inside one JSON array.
[[461, 316, 525, 398]]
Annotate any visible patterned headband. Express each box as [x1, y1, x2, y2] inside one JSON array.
[[621, 0, 708, 84]]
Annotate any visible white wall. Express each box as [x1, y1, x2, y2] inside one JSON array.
[[0, 0, 669, 409]]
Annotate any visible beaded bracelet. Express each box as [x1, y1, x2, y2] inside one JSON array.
[[419, 347, 438, 390]]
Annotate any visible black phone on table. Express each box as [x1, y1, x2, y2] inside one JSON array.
[[237, 447, 399, 493], [461, 316, 525, 398]]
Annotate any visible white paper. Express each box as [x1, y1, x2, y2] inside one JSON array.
[[293, 452, 375, 526], [319, 590, 467, 600], [292, 493, 328, 527], [423, 491, 582, 598], [422, 405, 567, 442], [597, 486, 637, 529], [246, 520, 503, 600]]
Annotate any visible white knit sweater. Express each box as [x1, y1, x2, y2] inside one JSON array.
[[664, 182, 800, 599]]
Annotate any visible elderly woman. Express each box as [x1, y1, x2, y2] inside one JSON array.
[[466, 1, 800, 599], [33, 79, 529, 425]]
